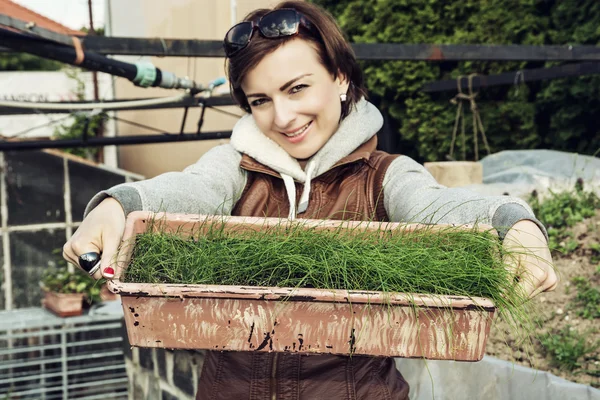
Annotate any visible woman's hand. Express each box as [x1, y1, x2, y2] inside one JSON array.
[[502, 220, 558, 298], [63, 197, 126, 280]]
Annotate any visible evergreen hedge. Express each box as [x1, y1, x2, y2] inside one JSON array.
[[311, 0, 600, 162]]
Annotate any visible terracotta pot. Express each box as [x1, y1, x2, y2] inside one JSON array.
[[42, 290, 85, 317], [109, 212, 497, 361]]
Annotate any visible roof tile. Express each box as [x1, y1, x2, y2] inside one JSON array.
[[0, 0, 85, 35]]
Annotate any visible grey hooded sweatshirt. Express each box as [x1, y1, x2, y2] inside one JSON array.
[[85, 99, 544, 239]]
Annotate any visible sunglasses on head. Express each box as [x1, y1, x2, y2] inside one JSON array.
[[223, 9, 313, 58]]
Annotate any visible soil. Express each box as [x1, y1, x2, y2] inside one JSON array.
[[485, 211, 600, 388]]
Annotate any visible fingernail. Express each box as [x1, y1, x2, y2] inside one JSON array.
[[103, 267, 115, 278]]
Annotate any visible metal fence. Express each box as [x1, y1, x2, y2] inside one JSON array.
[[0, 306, 127, 399], [0, 149, 143, 311]]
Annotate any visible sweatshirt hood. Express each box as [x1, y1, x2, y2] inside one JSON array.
[[230, 98, 383, 219]]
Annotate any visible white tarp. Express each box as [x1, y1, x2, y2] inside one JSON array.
[[464, 149, 600, 200], [0, 70, 113, 139], [397, 356, 600, 400]]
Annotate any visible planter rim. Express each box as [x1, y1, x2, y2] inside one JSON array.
[[108, 281, 495, 310], [122, 211, 495, 235]]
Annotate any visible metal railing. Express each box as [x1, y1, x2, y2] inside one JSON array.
[[0, 306, 128, 399]]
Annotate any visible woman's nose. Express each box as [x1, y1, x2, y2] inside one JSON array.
[[273, 99, 296, 129]]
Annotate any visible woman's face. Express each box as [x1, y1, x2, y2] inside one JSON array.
[[241, 38, 349, 160]]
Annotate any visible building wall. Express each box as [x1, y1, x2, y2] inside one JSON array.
[[0, 71, 113, 139], [106, 0, 281, 178]]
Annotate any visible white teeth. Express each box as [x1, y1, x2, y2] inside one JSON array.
[[284, 122, 310, 137]]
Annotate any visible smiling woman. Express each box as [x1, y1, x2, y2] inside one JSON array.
[[241, 39, 348, 159], [63, 1, 557, 399]]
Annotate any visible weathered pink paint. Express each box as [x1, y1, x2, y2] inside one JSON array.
[[109, 212, 497, 360]]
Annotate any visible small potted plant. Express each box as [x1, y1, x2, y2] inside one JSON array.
[[40, 266, 103, 317]]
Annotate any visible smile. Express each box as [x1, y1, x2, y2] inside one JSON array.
[[282, 121, 312, 138]]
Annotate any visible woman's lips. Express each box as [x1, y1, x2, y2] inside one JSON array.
[[282, 121, 312, 144]]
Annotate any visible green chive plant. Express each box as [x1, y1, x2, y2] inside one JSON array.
[[121, 217, 540, 340]]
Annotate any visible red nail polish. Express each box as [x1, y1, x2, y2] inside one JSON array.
[[104, 267, 115, 276]]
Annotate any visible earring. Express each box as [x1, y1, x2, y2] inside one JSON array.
[[340, 93, 347, 102]]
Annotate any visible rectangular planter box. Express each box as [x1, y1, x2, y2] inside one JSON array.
[[109, 211, 496, 361]]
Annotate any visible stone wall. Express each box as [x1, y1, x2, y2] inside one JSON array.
[[121, 325, 205, 400]]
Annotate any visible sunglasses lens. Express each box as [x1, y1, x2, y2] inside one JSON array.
[[225, 21, 253, 55], [260, 9, 299, 37]]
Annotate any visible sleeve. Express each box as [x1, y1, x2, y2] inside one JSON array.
[[382, 156, 547, 240], [83, 144, 247, 217]]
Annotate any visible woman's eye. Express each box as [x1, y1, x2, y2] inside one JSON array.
[[250, 98, 269, 107], [290, 84, 308, 94]]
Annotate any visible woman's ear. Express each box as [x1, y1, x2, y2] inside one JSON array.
[[335, 72, 350, 96]]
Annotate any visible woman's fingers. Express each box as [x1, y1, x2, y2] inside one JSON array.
[[63, 236, 104, 279], [503, 220, 557, 299], [100, 229, 123, 279], [537, 267, 559, 293], [62, 197, 126, 280], [505, 256, 552, 299]]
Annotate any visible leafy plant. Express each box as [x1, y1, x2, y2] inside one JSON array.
[[590, 242, 600, 265], [40, 266, 103, 305], [540, 326, 599, 371], [528, 180, 600, 256], [571, 276, 600, 319], [52, 112, 105, 159], [51, 68, 105, 159]]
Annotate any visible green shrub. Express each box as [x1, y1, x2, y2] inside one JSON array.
[[311, 0, 600, 161]]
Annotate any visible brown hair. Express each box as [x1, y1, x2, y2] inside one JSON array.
[[225, 1, 366, 119]]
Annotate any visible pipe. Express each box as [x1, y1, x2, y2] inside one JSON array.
[[0, 94, 190, 111], [0, 131, 232, 151], [1, 28, 138, 80], [0, 28, 221, 93]]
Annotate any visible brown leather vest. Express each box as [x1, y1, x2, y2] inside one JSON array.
[[197, 137, 409, 400], [232, 137, 395, 222]]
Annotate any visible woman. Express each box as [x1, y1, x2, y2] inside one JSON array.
[[63, 1, 557, 399]]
